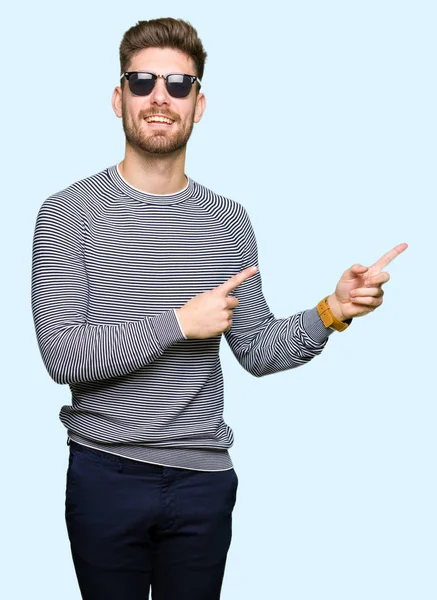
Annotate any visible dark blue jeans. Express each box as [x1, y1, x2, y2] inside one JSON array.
[[65, 441, 238, 600]]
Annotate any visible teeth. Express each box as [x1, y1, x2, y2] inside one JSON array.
[[146, 116, 173, 124]]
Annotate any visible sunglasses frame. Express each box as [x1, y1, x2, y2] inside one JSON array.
[[121, 71, 202, 97]]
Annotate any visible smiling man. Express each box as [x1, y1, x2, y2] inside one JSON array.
[[117, 51, 204, 163], [31, 17, 407, 600]]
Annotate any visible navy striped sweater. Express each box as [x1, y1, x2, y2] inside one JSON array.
[[31, 164, 334, 471]]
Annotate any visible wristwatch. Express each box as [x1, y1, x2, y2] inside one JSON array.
[[316, 297, 351, 332]]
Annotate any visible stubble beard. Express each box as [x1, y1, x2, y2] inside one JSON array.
[[122, 102, 195, 156]]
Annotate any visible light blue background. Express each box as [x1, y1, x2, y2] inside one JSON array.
[[2, 0, 436, 598]]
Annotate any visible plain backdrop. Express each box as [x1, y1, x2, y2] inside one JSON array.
[[2, 1, 436, 598]]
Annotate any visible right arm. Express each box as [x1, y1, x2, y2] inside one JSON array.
[[31, 196, 185, 385]]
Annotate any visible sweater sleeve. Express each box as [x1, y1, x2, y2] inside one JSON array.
[[224, 205, 334, 377], [31, 196, 185, 385]]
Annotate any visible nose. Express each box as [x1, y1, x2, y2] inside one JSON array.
[[148, 75, 170, 105]]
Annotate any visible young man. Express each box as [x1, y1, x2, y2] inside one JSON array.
[[31, 17, 407, 600]]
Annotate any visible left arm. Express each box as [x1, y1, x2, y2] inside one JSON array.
[[224, 207, 334, 377], [224, 207, 408, 377]]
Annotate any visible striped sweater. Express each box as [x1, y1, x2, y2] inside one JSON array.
[[31, 164, 334, 471]]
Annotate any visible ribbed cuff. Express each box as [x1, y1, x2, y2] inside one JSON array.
[[150, 310, 187, 349], [302, 307, 335, 344], [173, 308, 187, 339]]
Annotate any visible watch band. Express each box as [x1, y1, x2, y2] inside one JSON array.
[[316, 297, 350, 332]]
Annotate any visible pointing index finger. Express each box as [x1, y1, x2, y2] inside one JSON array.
[[218, 266, 258, 296], [370, 242, 408, 272]]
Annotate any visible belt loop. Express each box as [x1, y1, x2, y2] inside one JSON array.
[[67, 436, 71, 446]]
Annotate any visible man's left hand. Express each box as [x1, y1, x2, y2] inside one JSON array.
[[327, 243, 408, 321]]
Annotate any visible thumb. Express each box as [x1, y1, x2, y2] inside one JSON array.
[[342, 264, 369, 280]]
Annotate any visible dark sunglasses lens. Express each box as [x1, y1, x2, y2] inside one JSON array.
[[166, 74, 192, 98], [128, 73, 155, 96]]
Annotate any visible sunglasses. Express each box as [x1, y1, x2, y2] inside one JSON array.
[[122, 72, 202, 98]]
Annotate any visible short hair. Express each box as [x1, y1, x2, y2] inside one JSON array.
[[119, 18, 207, 89]]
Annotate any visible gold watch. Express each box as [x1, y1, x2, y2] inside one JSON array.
[[316, 297, 350, 332]]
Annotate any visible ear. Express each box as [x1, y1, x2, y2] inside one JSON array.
[[194, 92, 206, 124], [112, 86, 123, 118]]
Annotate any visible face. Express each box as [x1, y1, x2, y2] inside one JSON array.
[[112, 47, 206, 156]]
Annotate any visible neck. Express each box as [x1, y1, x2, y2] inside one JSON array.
[[119, 143, 188, 195]]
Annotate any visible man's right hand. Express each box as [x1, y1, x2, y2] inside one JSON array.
[[176, 266, 258, 339]]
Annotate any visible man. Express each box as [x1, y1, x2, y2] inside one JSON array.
[[31, 17, 407, 600]]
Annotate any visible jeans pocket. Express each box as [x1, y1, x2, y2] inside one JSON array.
[[66, 449, 75, 489], [229, 469, 239, 509]]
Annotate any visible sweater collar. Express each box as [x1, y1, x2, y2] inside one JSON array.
[[107, 163, 195, 206]]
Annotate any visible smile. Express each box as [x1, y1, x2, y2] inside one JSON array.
[[145, 115, 174, 125]]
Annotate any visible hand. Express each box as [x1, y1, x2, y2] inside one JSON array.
[[176, 266, 258, 339], [327, 243, 408, 321]]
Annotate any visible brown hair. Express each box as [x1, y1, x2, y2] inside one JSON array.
[[119, 18, 207, 89]]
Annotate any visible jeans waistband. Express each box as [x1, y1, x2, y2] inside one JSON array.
[[69, 440, 165, 472]]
